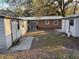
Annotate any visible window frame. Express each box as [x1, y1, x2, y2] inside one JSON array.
[[53, 20, 58, 25], [69, 19, 74, 26], [45, 20, 49, 25]]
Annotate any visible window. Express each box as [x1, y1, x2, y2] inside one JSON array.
[[69, 19, 74, 26], [45, 21, 49, 25], [54, 20, 58, 25], [17, 20, 20, 30]]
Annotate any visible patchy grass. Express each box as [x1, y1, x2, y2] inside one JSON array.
[[32, 34, 75, 50], [30, 32, 79, 59], [0, 31, 79, 59]]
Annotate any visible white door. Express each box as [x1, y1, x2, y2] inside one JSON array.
[[29, 21, 37, 31], [65, 20, 69, 33], [12, 22, 17, 42]]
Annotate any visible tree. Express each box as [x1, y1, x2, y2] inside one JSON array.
[[54, 0, 73, 16], [32, 0, 60, 16], [12, 0, 32, 17], [73, 0, 78, 14], [8, 0, 75, 17], [0, 9, 15, 16], [32, 0, 73, 17]]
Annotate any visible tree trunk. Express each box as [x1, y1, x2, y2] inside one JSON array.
[[73, 0, 77, 14]]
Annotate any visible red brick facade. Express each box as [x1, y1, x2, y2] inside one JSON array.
[[37, 20, 62, 29]]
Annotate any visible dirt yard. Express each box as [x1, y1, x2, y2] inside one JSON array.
[[1, 30, 79, 59]]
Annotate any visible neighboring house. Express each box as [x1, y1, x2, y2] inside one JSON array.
[[18, 16, 63, 31], [62, 15, 79, 37], [37, 20, 62, 29], [18, 15, 79, 37], [0, 15, 28, 50]]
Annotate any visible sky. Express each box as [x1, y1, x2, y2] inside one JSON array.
[[0, 0, 78, 9], [0, 0, 7, 3], [0, 0, 9, 9]]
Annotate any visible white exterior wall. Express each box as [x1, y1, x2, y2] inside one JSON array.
[[0, 18, 6, 49], [12, 20, 28, 42], [62, 19, 66, 32], [20, 21, 28, 35], [62, 19, 77, 37], [4, 19, 12, 48], [75, 18, 79, 37], [12, 22, 17, 41], [70, 19, 76, 37], [62, 19, 69, 33], [0, 18, 28, 50], [12, 21, 21, 42]]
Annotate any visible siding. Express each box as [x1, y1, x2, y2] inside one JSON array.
[[12, 20, 28, 42], [62, 19, 77, 37], [0, 18, 6, 49], [62, 19, 66, 32], [70, 19, 76, 37], [4, 19, 12, 48], [75, 18, 79, 37], [20, 20, 28, 35], [12, 21, 21, 41]]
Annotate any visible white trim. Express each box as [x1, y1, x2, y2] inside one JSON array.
[[17, 16, 63, 20], [54, 20, 58, 25], [45, 20, 49, 25]]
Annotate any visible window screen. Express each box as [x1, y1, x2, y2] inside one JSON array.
[[70, 19, 74, 26]]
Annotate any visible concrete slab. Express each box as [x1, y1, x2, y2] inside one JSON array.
[[10, 37, 33, 51]]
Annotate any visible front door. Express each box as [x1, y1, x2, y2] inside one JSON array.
[[12, 21, 18, 41], [28, 21, 37, 31]]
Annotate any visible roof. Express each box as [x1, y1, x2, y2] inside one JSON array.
[[64, 14, 79, 19], [17, 16, 63, 21], [0, 14, 79, 20], [0, 15, 6, 18]]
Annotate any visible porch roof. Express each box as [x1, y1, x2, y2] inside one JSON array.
[[16, 16, 63, 21], [14, 15, 79, 20], [64, 14, 79, 19], [1, 14, 79, 21]]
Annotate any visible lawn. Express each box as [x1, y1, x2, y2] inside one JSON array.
[[31, 33, 79, 59], [0, 31, 79, 59]]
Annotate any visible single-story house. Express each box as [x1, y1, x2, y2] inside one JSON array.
[[0, 15, 28, 50], [18, 15, 79, 37], [27, 20, 62, 31], [0, 15, 79, 50], [18, 16, 63, 31], [62, 15, 79, 37]]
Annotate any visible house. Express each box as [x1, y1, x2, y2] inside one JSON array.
[[18, 15, 79, 37], [62, 14, 79, 37], [0, 15, 28, 50], [18, 16, 63, 31]]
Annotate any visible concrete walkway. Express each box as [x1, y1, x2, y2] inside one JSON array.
[[10, 37, 33, 51]]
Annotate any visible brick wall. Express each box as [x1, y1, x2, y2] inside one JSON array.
[[38, 20, 62, 29]]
